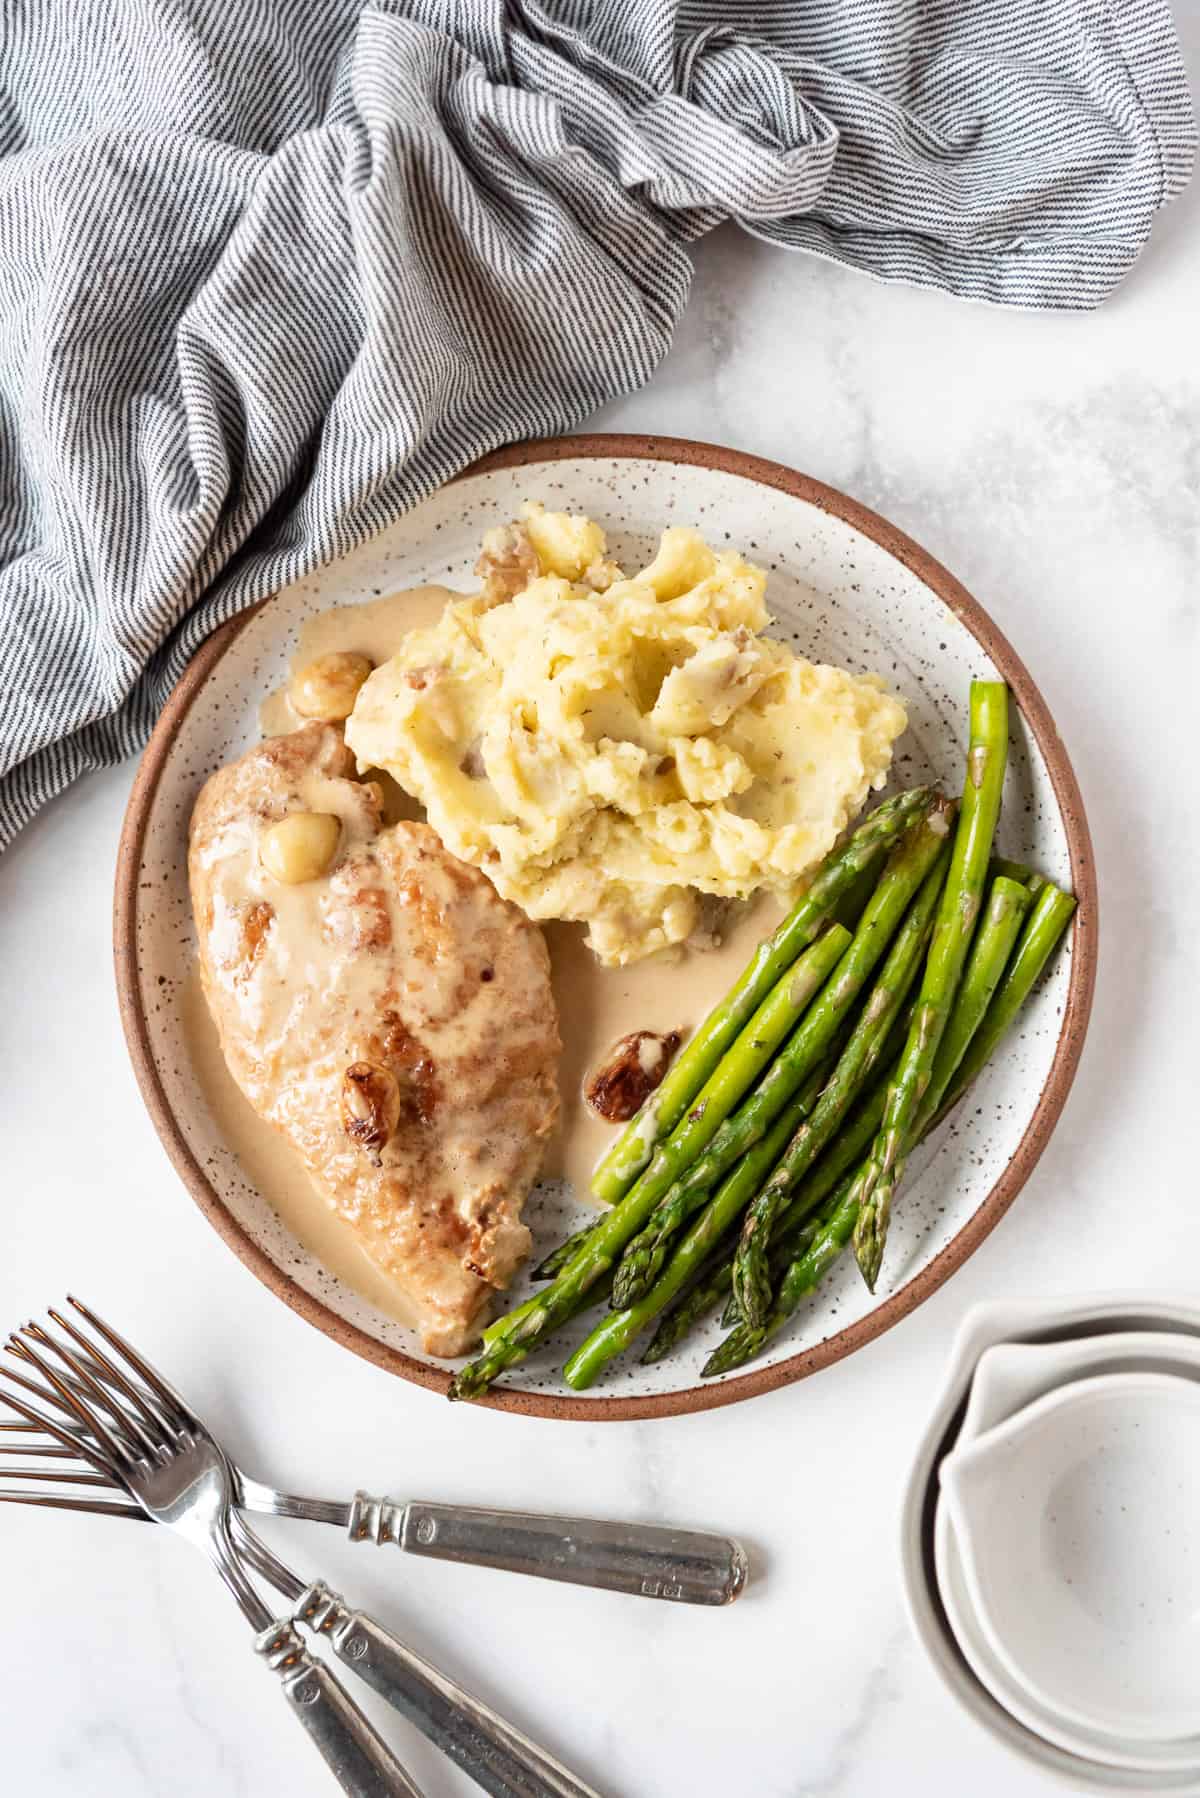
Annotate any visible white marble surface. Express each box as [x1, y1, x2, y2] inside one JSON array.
[[2, 21, 1199, 1793]]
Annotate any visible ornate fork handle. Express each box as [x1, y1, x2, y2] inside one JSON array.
[[347, 1493, 748, 1606], [255, 1617, 426, 1798], [296, 1581, 603, 1798]]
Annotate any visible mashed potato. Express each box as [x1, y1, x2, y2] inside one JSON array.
[[346, 506, 907, 965]]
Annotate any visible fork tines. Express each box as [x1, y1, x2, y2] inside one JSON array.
[[0, 1418, 140, 1518], [0, 1296, 189, 1499]]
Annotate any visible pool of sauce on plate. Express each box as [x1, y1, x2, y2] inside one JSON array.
[[188, 584, 785, 1316], [539, 902, 783, 1195]]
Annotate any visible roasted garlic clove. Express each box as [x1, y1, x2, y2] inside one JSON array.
[[290, 651, 374, 722], [584, 1029, 681, 1123], [341, 1061, 401, 1153], [260, 812, 341, 883]]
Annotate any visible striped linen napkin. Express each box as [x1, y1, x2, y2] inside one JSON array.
[[0, 0, 1193, 845]]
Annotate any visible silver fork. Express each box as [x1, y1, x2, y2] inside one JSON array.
[[0, 1445, 745, 1603], [0, 1380, 746, 1606], [0, 1309, 424, 1798], [0, 1299, 603, 1798]]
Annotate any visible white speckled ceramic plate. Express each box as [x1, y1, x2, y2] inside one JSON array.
[[115, 436, 1096, 1419]]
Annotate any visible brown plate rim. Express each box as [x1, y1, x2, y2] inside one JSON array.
[[113, 432, 1098, 1421]]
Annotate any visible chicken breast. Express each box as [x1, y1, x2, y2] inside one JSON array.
[[188, 723, 560, 1355]]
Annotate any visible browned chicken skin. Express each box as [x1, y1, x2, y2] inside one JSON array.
[[188, 723, 560, 1354]]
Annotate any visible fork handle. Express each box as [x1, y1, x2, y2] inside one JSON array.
[[295, 1582, 601, 1798], [348, 1493, 747, 1606], [256, 1618, 425, 1798]]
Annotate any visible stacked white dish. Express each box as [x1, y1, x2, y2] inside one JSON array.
[[902, 1298, 1200, 1790]]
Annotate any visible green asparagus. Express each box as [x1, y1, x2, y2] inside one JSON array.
[[562, 1073, 829, 1390], [700, 992, 918, 1340], [643, 1196, 836, 1364], [486, 925, 844, 1335], [831, 860, 884, 931], [733, 845, 948, 1328], [599, 850, 1026, 1381], [934, 882, 1077, 1123], [608, 798, 953, 1312], [531, 1223, 597, 1281], [724, 1203, 834, 1326], [990, 855, 1047, 899], [989, 856, 1033, 885], [575, 995, 919, 1380], [641, 1021, 909, 1361], [644, 1258, 737, 1362], [589, 788, 934, 1205], [480, 1276, 611, 1348], [450, 921, 856, 1397], [853, 682, 1008, 1290], [917, 874, 1030, 1127], [704, 881, 1076, 1377], [703, 1174, 861, 1376], [557, 1064, 831, 1388]]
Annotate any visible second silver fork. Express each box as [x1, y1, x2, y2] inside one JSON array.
[[1, 1299, 606, 1798]]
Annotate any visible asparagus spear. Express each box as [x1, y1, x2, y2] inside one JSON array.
[[644, 1258, 737, 1362], [935, 881, 1077, 1120], [607, 798, 954, 1312], [534, 940, 940, 1392], [642, 1198, 834, 1363], [525, 867, 936, 1337], [760, 987, 921, 1243], [481, 1267, 617, 1351], [642, 1023, 909, 1361], [703, 880, 1076, 1377], [704, 1174, 861, 1376], [649, 991, 918, 1355], [853, 682, 1009, 1291], [482, 1295, 537, 1346], [622, 920, 850, 1170], [990, 856, 1032, 885], [507, 899, 874, 1308], [526, 857, 916, 1294], [990, 856, 1046, 896], [732, 846, 948, 1329], [832, 859, 884, 930], [719, 1282, 742, 1330], [723, 1199, 840, 1326], [569, 981, 927, 1386], [450, 922, 854, 1397], [475, 851, 1075, 1398], [745, 881, 1026, 1334], [531, 1223, 596, 1281], [562, 1074, 829, 1390], [606, 1055, 827, 1314], [589, 788, 934, 1204], [917, 874, 1030, 1127]]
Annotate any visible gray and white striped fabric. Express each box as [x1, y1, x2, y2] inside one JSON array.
[[0, 0, 1193, 846]]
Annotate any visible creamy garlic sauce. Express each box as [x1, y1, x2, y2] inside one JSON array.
[[188, 583, 785, 1316], [259, 586, 457, 742], [181, 969, 423, 1329]]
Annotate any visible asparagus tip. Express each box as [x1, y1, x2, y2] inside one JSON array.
[[448, 1348, 503, 1401], [732, 1247, 771, 1332], [852, 1184, 891, 1293], [702, 1323, 765, 1377]]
